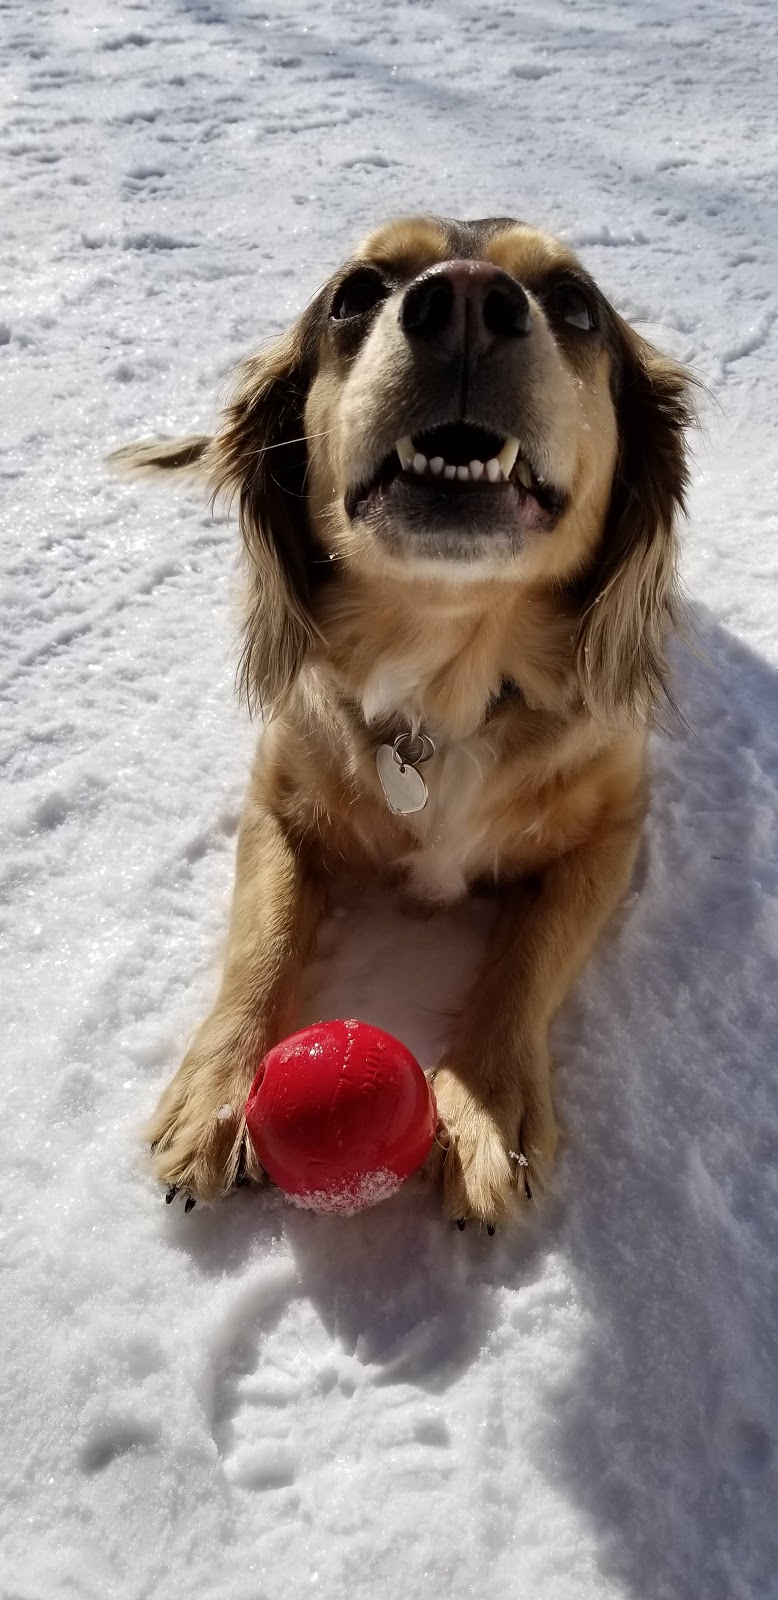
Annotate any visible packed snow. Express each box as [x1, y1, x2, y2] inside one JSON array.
[[2, 0, 778, 1596]]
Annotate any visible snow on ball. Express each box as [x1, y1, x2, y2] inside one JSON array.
[[244, 1020, 437, 1215]]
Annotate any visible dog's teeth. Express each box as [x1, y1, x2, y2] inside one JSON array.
[[396, 438, 524, 486], [497, 436, 520, 478]]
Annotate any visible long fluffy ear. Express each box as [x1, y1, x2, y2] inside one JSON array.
[[576, 320, 695, 724], [209, 314, 324, 718], [108, 313, 323, 717]]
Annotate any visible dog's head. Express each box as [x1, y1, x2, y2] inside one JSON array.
[[128, 217, 694, 722], [308, 217, 618, 581]]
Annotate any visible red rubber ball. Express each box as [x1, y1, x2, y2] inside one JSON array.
[[244, 1020, 437, 1215]]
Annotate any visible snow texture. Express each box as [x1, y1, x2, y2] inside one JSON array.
[[287, 1169, 404, 1216], [2, 1, 778, 1597]]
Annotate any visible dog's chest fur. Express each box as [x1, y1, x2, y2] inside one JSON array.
[[322, 583, 583, 903], [401, 734, 496, 901], [359, 658, 498, 902]]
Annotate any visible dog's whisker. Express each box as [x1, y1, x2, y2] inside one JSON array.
[[243, 426, 339, 461]]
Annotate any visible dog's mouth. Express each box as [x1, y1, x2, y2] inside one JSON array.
[[345, 421, 566, 534]]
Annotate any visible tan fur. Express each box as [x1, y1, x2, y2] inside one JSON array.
[[120, 217, 693, 1226]]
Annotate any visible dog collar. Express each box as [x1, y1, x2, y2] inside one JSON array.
[[490, 677, 522, 714]]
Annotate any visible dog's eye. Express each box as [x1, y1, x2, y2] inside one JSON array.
[[554, 285, 597, 332], [330, 269, 389, 322]]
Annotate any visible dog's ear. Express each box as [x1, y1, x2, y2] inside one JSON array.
[[209, 308, 325, 718], [575, 319, 695, 723], [109, 301, 325, 718]]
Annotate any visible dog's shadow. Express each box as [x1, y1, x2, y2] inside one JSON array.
[[539, 610, 778, 1600], [181, 606, 778, 1597]]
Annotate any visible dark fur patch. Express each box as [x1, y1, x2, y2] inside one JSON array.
[[207, 292, 330, 715], [574, 317, 695, 721]]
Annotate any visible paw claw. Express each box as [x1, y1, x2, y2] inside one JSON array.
[[456, 1218, 466, 1231], [433, 1061, 557, 1231], [511, 1141, 539, 1201], [184, 1196, 196, 1214], [165, 1185, 178, 1205], [143, 1007, 270, 1206]]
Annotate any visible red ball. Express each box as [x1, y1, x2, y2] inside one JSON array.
[[244, 1020, 437, 1215]]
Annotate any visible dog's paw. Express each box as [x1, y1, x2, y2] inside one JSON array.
[[145, 1020, 264, 1207], [431, 1061, 558, 1230]]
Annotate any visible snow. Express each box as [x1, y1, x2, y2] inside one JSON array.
[[2, 0, 777, 1596], [285, 1168, 405, 1215]]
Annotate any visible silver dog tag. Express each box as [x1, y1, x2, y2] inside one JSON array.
[[376, 733, 434, 815]]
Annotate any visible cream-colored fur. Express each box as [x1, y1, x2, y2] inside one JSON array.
[[121, 216, 693, 1228]]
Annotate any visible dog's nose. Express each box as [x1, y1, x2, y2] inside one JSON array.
[[400, 260, 531, 353]]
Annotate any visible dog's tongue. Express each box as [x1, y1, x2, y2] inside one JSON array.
[[514, 481, 554, 531]]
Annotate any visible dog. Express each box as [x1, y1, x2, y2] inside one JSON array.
[[114, 214, 693, 1229]]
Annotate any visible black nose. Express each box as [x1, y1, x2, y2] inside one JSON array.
[[400, 260, 531, 353]]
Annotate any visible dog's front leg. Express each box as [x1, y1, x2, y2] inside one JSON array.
[[146, 782, 323, 1205], [434, 820, 641, 1228]]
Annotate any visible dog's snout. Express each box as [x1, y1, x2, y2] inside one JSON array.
[[400, 260, 531, 353]]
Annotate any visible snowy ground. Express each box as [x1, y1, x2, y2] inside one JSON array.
[[2, 0, 778, 1596]]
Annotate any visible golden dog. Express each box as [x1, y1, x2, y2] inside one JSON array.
[[115, 215, 693, 1229]]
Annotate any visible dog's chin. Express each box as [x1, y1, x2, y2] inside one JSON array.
[[352, 474, 561, 571]]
